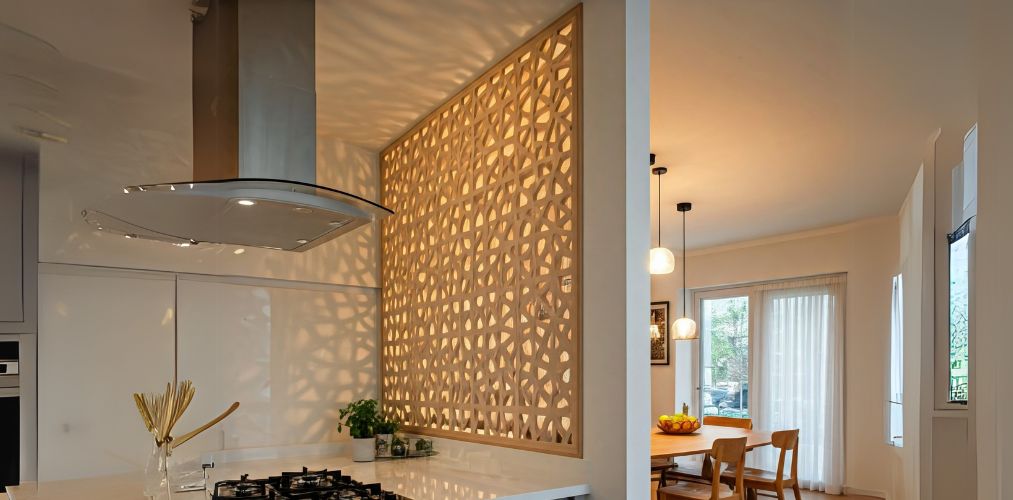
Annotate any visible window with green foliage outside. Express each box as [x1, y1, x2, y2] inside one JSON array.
[[948, 221, 970, 404], [700, 296, 750, 418]]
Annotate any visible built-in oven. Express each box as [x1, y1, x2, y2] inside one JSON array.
[[0, 341, 18, 492]]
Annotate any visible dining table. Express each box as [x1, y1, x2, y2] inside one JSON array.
[[650, 425, 773, 459]]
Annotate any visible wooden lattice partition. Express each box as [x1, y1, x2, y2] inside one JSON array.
[[379, 6, 582, 457]]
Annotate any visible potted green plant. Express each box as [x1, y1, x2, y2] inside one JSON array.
[[337, 399, 381, 462], [374, 417, 399, 458]]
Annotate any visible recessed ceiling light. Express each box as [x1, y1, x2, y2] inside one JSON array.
[[125, 234, 134, 239], [122, 188, 129, 194], [328, 220, 348, 227], [179, 242, 190, 247], [233, 248, 245, 255], [237, 199, 256, 206], [296, 239, 308, 245], [169, 185, 176, 191]]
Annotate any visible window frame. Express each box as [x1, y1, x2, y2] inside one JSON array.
[[691, 285, 759, 420], [887, 274, 904, 447], [936, 217, 974, 409]]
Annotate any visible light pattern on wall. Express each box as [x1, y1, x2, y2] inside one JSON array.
[[380, 6, 582, 457]]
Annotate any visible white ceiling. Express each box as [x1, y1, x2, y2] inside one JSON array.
[[649, 0, 977, 250], [315, 0, 575, 151]]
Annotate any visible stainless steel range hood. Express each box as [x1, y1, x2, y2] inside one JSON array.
[[82, 0, 392, 252]]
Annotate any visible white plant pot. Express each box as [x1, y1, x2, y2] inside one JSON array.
[[352, 437, 376, 462]]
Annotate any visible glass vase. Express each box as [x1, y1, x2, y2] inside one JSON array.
[[143, 441, 173, 500]]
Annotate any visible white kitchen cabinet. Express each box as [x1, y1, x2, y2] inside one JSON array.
[[36, 269, 379, 481], [37, 272, 175, 481], [0, 151, 38, 334]]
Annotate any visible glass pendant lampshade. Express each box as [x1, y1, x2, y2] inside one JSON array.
[[650, 159, 674, 275], [672, 316, 698, 340], [649, 247, 676, 274], [673, 201, 699, 340]]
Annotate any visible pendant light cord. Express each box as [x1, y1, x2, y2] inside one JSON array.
[[657, 173, 662, 247], [682, 209, 688, 314]]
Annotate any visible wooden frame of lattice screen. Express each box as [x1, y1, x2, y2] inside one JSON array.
[[379, 5, 582, 457]]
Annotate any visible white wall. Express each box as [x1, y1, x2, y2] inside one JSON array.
[[930, 125, 977, 499], [581, 0, 651, 497], [974, 1, 1013, 497], [895, 168, 926, 500], [651, 216, 900, 496]]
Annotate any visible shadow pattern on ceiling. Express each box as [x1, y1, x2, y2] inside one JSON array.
[[315, 0, 575, 150]]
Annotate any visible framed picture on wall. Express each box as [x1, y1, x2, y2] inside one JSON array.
[[651, 301, 670, 365]]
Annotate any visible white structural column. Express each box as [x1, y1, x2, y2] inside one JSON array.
[[582, 0, 651, 498], [974, 1, 1013, 498]]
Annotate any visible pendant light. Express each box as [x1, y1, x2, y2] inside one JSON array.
[[649, 154, 675, 275], [673, 202, 698, 340]]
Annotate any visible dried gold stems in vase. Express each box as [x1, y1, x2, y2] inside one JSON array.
[[134, 381, 195, 448], [133, 380, 239, 450]]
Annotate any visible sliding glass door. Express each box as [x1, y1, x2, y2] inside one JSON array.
[[698, 291, 752, 418]]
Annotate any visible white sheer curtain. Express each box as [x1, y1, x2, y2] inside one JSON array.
[[752, 274, 845, 494]]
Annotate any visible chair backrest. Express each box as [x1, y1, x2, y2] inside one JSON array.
[[771, 429, 800, 483], [710, 437, 747, 499], [703, 416, 753, 430]]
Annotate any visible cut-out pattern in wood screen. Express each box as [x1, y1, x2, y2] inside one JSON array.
[[380, 6, 581, 457]]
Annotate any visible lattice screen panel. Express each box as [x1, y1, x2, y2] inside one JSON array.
[[380, 6, 582, 457]]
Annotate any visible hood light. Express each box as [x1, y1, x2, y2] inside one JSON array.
[[237, 199, 256, 206], [233, 248, 245, 255]]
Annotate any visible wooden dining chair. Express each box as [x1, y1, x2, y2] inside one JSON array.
[[703, 416, 753, 430], [664, 416, 754, 485], [658, 437, 747, 500], [720, 429, 800, 500], [653, 457, 677, 497]]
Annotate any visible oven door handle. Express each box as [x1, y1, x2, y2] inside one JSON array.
[[0, 387, 17, 398]]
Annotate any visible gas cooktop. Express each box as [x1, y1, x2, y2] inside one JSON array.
[[210, 467, 408, 499]]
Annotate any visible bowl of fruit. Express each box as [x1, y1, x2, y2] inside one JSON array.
[[657, 404, 701, 434]]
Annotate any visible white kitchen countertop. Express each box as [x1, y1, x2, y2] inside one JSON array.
[[7, 449, 591, 500]]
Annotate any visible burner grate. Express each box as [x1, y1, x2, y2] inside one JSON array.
[[211, 468, 406, 500]]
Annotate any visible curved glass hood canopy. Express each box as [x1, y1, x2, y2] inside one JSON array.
[[83, 0, 392, 252], [83, 179, 392, 251]]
